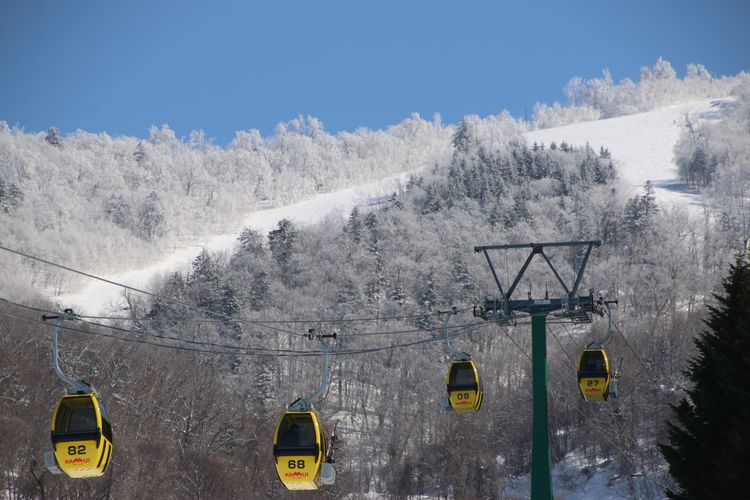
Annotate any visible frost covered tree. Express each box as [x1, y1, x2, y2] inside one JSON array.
[[0, 178, 23, 213], [138, 190, 165, 240], [388, 271, 409, 306], [624, 181, 658, 237], [104, 193, 132, 229], [268, 218, 298, 268], [133, 141, 149, 165], [344, 207, 364, 244], [660, 255, 750, 499], [248, 270, 271, 310], [237, 227, 266, 257], [45, 127, 64, 148]]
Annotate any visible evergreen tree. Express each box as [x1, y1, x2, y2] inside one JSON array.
[[660, 255, 750, 499], [415, 268, 438, 329], [450, 253, 474, 301], [344, 207, 363, 244], [335, 278, 362, 316], [623, 181, 658, 237], [238, 227, 265, 257], [191, 248, 219, 284], [139, 191, 165, 240], [249, 271, 271, 310], [452, 118, 473, 153], [104, 193, 132, 228], [364, 211, 379, 253], [0, 178, 19, 213], [268, 218, 298, 269], [388, 271, 409, 306], [45, 127, 64, 148], [133, 142, 149, 165], [220, 282, 241, 317], [145, 271, 188, 323]]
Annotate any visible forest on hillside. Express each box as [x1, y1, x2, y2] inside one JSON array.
[[1, 61, 749, 498], [0, 59, 746, 297]]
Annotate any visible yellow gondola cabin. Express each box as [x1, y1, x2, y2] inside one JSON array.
[[273, 410, 333, 490], [446, 359, 483, 413], [51, 393, 113, 478], [577, 348, 611, 402]]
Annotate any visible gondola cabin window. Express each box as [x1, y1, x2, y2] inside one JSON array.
[[450, 364, 477, 387], [55, 397, 97, 434]]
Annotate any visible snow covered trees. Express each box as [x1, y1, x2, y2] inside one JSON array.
[[660, 255, 750, 499], [0, 108, 451, 277], [533, 59, 747, 129], [673, 84, 750, 251]]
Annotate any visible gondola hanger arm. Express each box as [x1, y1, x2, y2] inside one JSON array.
[[42, 309, 95, 395], [440, 307, 470, 361], [289, 329, 336, 411]]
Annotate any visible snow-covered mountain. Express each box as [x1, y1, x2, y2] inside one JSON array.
[[52, 98, 727, 316]]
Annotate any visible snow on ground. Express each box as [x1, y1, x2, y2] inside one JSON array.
[[53, 98, 730, 316], [526, 98, 730, 211], [503, 450, 667, 500]]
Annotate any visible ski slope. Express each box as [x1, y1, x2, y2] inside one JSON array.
[[527, 98, 729, 209], [52, 99, 728, 315], [52, 173, 412, 314]]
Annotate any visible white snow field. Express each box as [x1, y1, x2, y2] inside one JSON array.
[[527, 98, 729, 210], [53, 98, 726, 316]]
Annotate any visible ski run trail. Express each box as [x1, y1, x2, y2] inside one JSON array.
[[48, 98, 730, 499]]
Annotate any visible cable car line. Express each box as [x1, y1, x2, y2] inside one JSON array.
[[1, 297, 591, 364], [0, 243, 178, 309], [83, 311, 488, 340], [492, 321, 532, 362], [0, 298, 485, 359], [0, 243, 472, 328], [73, 307, 473, 325], [1, 299, 306, 352], [547, 324, 576, 367], [78, 311, 482, 337], [0, 305, 488, 359], [0, 309, 309, 357], [0, 243, 332, 328]]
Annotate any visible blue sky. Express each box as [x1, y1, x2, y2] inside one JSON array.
[[1, 0, 748, 144]]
